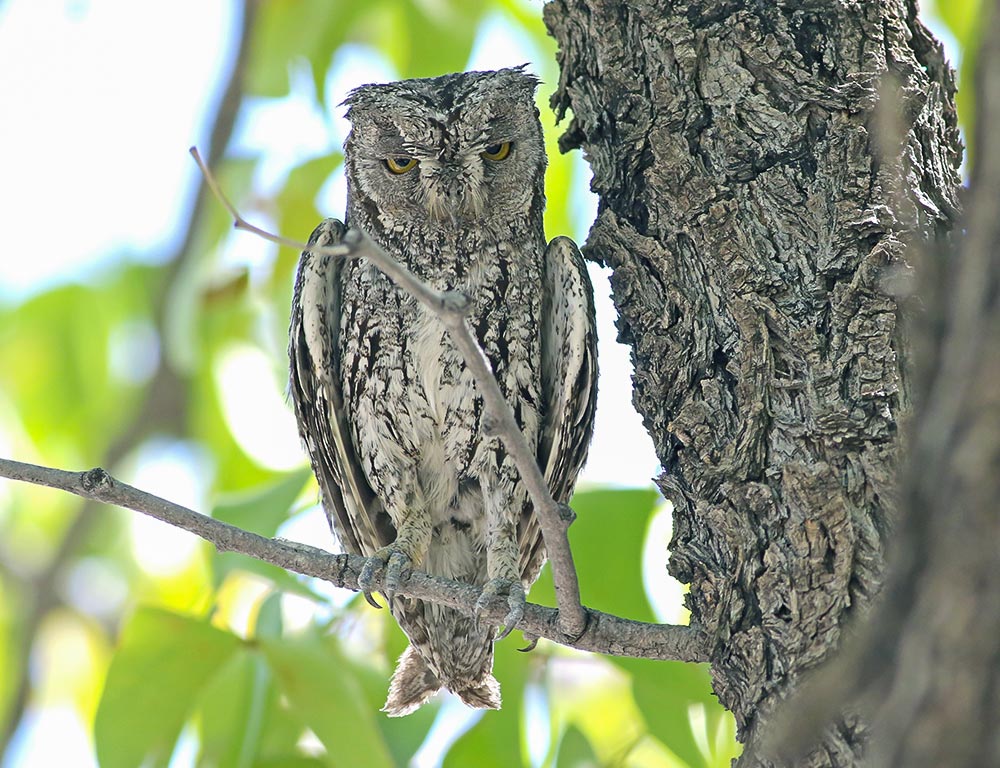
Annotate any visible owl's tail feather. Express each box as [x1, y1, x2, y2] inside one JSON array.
[[454, 675, 501, 711], [382, 644, 501, 716], [383, 645, 440, 717]]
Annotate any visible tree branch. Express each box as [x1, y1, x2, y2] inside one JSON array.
[[190, 146, 589, 640], [0, 458, 708, 663]]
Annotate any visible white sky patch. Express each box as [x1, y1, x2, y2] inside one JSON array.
[[215, 342, 304, 470], [231, 64, 333, 188], [107, 319, 160, 386], [524, 682, 552, 767], [60, 556, 130, 621], [0, 0, 233, 299], [216, 211, 279, 279], [3, 705, 97, 768], [642, 501, 687, 624], [581, 265, 662, 489], [167, 722, 200, 768], [325, 45, 399, 146], [467, 10, 543, 72], [127, 440, 208, 576], [316, 164, 348, 221]]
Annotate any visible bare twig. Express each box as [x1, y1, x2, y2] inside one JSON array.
[[189, 146, 589, 639], [0, 458, 708, 663]]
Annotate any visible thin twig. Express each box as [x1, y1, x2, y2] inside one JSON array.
[[0, 459, 708, 663], [189, 146, 589, 639]]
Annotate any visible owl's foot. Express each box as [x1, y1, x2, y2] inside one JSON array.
[[358, 545, 412, 603], [476, 578, 525, 642]]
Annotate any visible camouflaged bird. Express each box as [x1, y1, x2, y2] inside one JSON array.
[[288, 67, 597, 715]]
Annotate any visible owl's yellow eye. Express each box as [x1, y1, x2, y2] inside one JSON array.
[[385, 156, 418, 174], [481, 141, 511, 161]]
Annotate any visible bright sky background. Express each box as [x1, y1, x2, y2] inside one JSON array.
[[0, 1, 959, 766]]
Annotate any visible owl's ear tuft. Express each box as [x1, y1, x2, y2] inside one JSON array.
[[382, 645, 441, 717]]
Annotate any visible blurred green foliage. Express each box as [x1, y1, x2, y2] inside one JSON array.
[[4, 0, 970, 765], [925, 0, 981, 163]]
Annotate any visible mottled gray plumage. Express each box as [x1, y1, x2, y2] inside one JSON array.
[[288, 67, 597, 715]]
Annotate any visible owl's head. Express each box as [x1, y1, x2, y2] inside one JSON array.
[[343, 67, 545, 229]]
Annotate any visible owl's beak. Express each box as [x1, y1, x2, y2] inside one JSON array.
[[424, 167, 484, 224]]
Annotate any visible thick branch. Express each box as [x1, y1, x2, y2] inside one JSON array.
[[0, 458, 707, 663], [190, 147, 588, 640]]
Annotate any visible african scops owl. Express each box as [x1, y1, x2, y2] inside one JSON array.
[[288, 67, 598, 715]]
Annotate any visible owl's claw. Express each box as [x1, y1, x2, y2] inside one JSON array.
[[359, 546, 412, 602], [476, 578, 525, 641]]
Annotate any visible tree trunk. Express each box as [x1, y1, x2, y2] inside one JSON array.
[[790, 6, 999, 766], [544, 1, 961, 764]]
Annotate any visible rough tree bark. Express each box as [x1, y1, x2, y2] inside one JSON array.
[[544, 0, 961, 764], [787, 7, 999, 765]]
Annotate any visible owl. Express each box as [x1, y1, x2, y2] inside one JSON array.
[[288, 66, 597, 715]]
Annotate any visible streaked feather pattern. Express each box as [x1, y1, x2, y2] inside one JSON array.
[[288, 68, 597, 715]]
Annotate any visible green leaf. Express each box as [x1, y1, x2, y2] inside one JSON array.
[[213, 468, 312, 536], [246, 0, 356, 100], [364, 1, 483, 80], [0, 264, 157, 458], [271, 153, 344, 337], [211, 469, 325, 599], [197, 650, 272, 768], [556, 724, 600, 768], [254, 758, 330, 768], [932, 0, 983, 52], [275, 154, 343, 244], [261, 632, 394, 767], [609, 658, 724, 768], [95, 607, 242, 768], [255, 591, 285, 640], [350, 635, 439, 766], [530, 487, 661, 621], [708, 708, 742, 766], [442, 639, 529, 768]]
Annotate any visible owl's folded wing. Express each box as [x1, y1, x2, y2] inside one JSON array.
[[289, 219, 392, 558], [519, 236, 599, 585]]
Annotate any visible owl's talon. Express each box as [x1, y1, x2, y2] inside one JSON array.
[[358, 545, 412, 602], [384, 550, 411, 599], [518, 636, 539, 653], [476, 578, 525, 641], [363, 591, 382, 609], [358, 556, 381, 594]]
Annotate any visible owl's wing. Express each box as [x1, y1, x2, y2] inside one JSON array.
[[518, 236, 599, 584], [289, 219, 392, 557]]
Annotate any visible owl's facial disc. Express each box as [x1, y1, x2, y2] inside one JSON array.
[[344, 68, 544, 231], [418, 150, 497, 223]]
